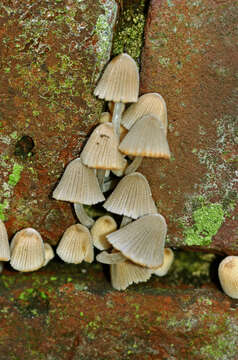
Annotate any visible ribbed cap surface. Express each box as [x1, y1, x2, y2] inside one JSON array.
[[10, 228, 45, 272], [0, 220, 10, 261], [53, 158, 105, 205], [122, 93, 168, 133], [56, 224, 94, 264], [81, 123, 125, 170], [103, 172, 157, 219], [119, 114, 171, 158], [106, 214, 167, 268], [94, 53, 139, 103]]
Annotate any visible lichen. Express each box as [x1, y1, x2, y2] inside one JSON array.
[[184, 203, 224, 246], [8, 164, 24, 187], [112, 0, 146, 63]]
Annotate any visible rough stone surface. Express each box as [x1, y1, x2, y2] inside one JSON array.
[[0, 0, 117, 244], [0, 254, 238, 360], [140, 0, 237, 253]]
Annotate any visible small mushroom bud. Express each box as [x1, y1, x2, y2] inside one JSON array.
[[218, 256, 238, 299]]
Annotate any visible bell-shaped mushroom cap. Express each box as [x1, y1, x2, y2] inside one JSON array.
[[91, 215, 117, 250], [122, 93, 168, 133], [43, 243, 55, 267], [56, 224, 94, 264], [110, 260, 152, 291], [103, 172, 157, 219], [96, 250, 126, 264], [106, 214, 167, 268], [81, 123, 125, 170], [119, 114, 171, 159], [53, 158, 105, 205], [153, 248, 174, 276], [10, 228, 45, 272], [0, 220, 10, 261], [94, 53, 139, 103], [218, 256, 238, 299]]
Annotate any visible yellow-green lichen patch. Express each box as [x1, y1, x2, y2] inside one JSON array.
[[112, 0, 147, 63], [184, 203, 225, 246]]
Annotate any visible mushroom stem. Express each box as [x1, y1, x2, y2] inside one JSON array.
[[112, 102, 124, 137], [97, 169, 107, 190], [120, 216, 132, 228], [125, 156, 143, 175], [74, 203, 95, 228]]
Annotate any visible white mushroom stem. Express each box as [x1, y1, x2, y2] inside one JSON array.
[[112, 102, 125, 137], [0, 262, 3, 274], [120, 216, 132, 228], [125, 156, 143, 175], [97, 169, 107, 190], [74, 203, 95, 228]]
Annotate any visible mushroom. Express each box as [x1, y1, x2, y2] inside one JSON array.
[[106, 214, 167, 269], [0, 262, 3, 273], [94, 53, 139, 137], [121, 92, 168, 134], [43, 243, 55, 266], [218, 256, 238, 299], [80, 122, 125, 188], [53, 157, 105, 228], [153, 248, 174, 276], [10, 228, 45, 272], [91, 215, 117, 250], [119, 114, 171, 174], [96, 250, 152, 291], [0, 219, 10, 261], [56, 224, 94, 264], [111, 260, 152, 291], [103, 172, 157, 227]]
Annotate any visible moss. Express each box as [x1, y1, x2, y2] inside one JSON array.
[[184, 203, 224, 246], [8, 164, 24, 187], [112, 0, 147, 63]]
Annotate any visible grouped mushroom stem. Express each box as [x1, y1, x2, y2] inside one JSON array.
[[111, 102, 125, 137], [74, 203, 95, 228]]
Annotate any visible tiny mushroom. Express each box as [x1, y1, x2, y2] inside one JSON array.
[[96, 249, 152, 291], [10, 228, 45, 272], [121, 92, 168, 134], [56, 224, 94, 264], [80, 122, 125, 188], [106, 214, 167, 269], [218, 256, 238, 299], [0, 219, 10, 261], [94, 53, 139, 137], [153, 248, 174, 276], [53, 157, 105, 227], [103, 172, 157, 227], [43, 243, 55, 267], [91, 215, 117, 250], [119, 114, 171, 174]]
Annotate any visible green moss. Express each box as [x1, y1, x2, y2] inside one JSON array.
[[8, 164, 24, 187], [184, 203, 224, 246], [112, 0, 146, 63]]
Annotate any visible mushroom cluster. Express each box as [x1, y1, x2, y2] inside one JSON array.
[[51, 53, 173, 290], [0, 53, 175, 290]]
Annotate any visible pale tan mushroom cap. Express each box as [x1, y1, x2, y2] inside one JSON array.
[[218, 256, 238, 299], [119, 114, 171, 158], [121, 93, 168, 133], [56, 224, 94, 264], [43, 243, 55, 267], [0, 219, 10, 261], [103, 172, 157, 219], [110, 260, 152, 291], [94, 53, 139, 103], [96, 250, 126, 264], [81, 123, 125, 170], [91, 215, 117, 250], [53, 158, 105, 205], [153, 248, 174, 276], [106, 214, 167, 268], [10, 228, 45, 272]]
